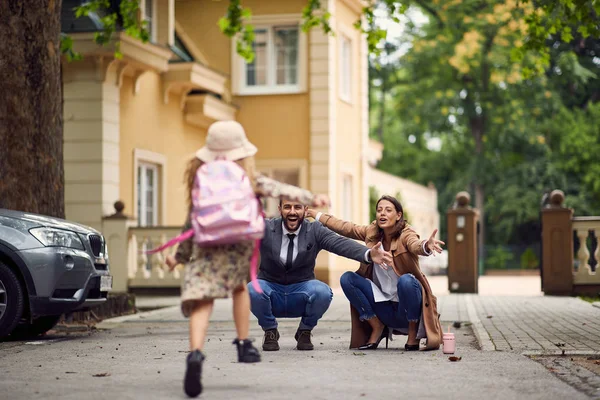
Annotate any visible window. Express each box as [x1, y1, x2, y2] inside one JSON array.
[[137, 163, 159, 227], [339, 35, 352, 102], [134, 149, 166, 227], [233, 19, 306, 95], [142, 0, 156, 42], [342, 175, 353, 220], [246, 26, 298, 89]]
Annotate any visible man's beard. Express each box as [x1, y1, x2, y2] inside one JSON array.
[[283, 214, 305, 232]]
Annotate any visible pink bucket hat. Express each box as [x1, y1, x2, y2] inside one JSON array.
[[195, 121, 257, 162]]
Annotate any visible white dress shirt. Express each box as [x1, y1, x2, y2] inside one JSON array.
[[280, 223, 302, 265]]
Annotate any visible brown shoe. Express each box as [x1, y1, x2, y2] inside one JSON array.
[[295, 329, 314, 351], [262, 328, 280, 351]]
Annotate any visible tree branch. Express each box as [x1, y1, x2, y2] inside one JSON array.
[[412, 0, 444, 28]]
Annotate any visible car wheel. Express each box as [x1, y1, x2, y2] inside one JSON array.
[[11, 315, 62, 338], [0, 261, 25, 339]]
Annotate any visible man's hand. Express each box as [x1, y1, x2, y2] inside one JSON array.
[[425, 229, 445, 255], [311, 194, 330, 208], [370, 242, 393, 268], [165, 255, 178, 271], [306, 208, 317, 219]]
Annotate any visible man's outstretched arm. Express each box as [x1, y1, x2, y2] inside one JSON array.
[[314, 223, 392, 265]]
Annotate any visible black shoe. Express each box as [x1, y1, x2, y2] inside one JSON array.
[[404, 343, 420, 351], [262, 328, 280, 351], [233, 338, 261, 363], [184, 350, 205, 398], [294, 329, 314, 351], [358, 327, 389, 350]]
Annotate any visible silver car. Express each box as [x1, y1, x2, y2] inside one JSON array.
[[0, 209, 112, 338]]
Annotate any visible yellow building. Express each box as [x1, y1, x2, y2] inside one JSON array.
[[61, 0, 438, 291]]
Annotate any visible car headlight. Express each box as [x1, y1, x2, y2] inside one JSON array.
[[29, 227, 85, 250]]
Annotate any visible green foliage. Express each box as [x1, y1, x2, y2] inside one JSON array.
[[369, 186, 379, 222], [542, 103, 600, 213], [59, 33, 82, 62], [520, 248, 539, 270], [302, 0, 332, 35], [218, 0, 255, 63], [63, 0, 149, 61], [485, 247, 514, 269], [518, 0, 600, 67], [370, 0, 600, 250]]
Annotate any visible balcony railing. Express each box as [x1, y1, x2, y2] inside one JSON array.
[[573, 217, 600, 285]]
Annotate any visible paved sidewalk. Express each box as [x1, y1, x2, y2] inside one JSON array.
[[1, 294, 590, 400], [133, 276, 600, 355]]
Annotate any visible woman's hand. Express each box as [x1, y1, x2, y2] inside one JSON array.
[[165, 255, 179, 271], [311, 194, 330, 208], [425, 229, 445, 255]]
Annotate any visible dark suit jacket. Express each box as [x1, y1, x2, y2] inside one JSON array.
[[258, 218, 369, 285]]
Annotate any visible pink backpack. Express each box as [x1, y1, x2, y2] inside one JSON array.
[[146, 160, 265, 292]]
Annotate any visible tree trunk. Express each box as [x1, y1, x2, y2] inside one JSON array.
[[0, 0, 64, 218], [471, 117, 485, 270]]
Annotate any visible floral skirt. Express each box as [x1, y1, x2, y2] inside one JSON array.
[[181, 241, 254, 317]]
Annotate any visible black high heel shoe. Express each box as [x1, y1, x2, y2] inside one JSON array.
[[358, 327, 389, 350], [404, 343, 420, 351]]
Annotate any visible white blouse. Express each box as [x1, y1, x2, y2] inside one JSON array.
[[370, 263, 400, 303]]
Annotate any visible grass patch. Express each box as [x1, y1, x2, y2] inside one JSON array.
[[578, 296, 600, 303]]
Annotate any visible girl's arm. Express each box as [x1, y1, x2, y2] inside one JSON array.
[[308, 209, 369, 242], [173, 217, 193, 264], [255, 174, 328, 206]]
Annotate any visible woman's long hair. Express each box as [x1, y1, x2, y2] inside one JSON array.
[[368, 195, 407, 242], [184, 155, 257, 212]]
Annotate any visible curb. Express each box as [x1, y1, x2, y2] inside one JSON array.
[[523, 350, 600, 357], [464, 294, 495, 351], [97, 305, 180, 328]]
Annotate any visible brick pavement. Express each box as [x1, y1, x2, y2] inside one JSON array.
[[438, 294, 600, 354]]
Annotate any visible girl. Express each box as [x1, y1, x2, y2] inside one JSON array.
[[166, 121, 328, 398]]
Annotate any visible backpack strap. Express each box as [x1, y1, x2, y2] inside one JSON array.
[[144, 229, 194, 255]]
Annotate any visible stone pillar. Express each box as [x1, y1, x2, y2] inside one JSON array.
[[541, 190, 574, 295], [63, 57, 121, 231], [447, 192, 479, 293], [309, 1, 337, 285], [102, 201, 137, 293]]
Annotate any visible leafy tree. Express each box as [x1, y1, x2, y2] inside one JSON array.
[[372, 2, 599, 251]]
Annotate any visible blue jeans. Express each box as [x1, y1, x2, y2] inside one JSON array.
[[340, 271, 422, 329], [247, 279, 333, 331]]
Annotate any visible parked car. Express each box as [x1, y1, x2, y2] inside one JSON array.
[[0, 209, 112, 339], [419, 250, 448, 276]]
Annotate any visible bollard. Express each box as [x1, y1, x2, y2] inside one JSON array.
[[447, 192, 479, 293]]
